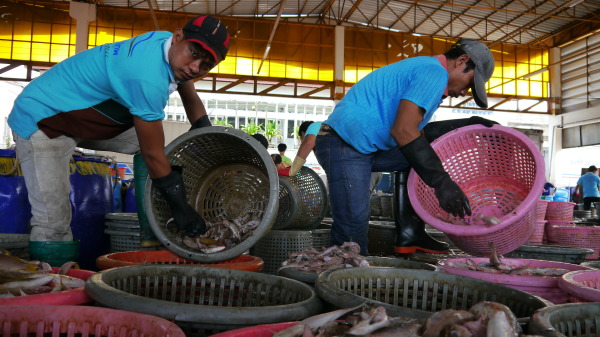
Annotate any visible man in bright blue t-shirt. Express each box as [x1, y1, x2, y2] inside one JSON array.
[[574, 165, 600, 210], [312, 39, 497, 255], [8, 16, 229, 259]]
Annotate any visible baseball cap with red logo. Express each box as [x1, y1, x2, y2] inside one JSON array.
[[183, 15, 230, 64]]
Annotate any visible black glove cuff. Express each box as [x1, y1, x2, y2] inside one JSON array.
[[152, 170, 182, 190], [190, 115, 212, 130]]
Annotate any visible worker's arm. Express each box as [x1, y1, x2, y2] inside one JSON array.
[[287, 134, 316, 176], [178, 80, 211, 129], [134, 116, 171, 179], [573, 184, 581, 197], [395, 99, 471, 218]]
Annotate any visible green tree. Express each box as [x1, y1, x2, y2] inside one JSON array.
[[264, 120, 283, 143], [240, 118, 264, 135], [212, 117, 233, 127]]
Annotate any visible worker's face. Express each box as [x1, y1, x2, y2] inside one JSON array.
[[447, 54, 476, 99], [169, 29, 216, 82]]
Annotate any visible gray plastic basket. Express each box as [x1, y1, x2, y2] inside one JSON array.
[[250, 230, 313, 274], [529, 303, 600, 337], [505, 244, 594, 264], [272, 167, 328, 230], [85, 265, 323, 337], [0, 234, 29, 259], [367, 221, 395, 256], [580, 261, 600, 269], [145, 127, 279, 263], [311, 224, 332, 250], [315, 267, 548, 319]]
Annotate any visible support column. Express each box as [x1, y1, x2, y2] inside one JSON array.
[[69, 1, 97, 54], [548, 47, 562, 115], [334, 25, 345, 101]]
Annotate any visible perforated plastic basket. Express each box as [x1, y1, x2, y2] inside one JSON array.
[[315, 267, 548, 319], [0, 305, 185, 337], [250, 230, 313, 274], [367, 221, 395, 256], [96, 250, 264, 271], [545, 202, 576, 221], [505, 244, 593, 264], [311, 224, 332, 250], [85, 265, 323, 336], [559, 270, 600, 303], [272, 167, 328, 230], [529, 303, 600, 337], [209, 322, 297, 337], [537, 199, 550, 220], [528, 220, 547, 244], [408, 125, 545, 256], [145, 127, 279, 263], [546, 226, 600, 259]]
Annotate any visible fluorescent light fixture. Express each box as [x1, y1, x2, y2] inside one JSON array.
[[522, 68, 548, 79], [568, 0, 584, 7], [412, 32, 422, 37]]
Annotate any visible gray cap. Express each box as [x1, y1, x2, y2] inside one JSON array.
[[453, 38, 495, 108]]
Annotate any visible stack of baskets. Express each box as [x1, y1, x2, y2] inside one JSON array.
[[528, 199, 549, 244], [104, 213, 159, 252], [545, 201, 600, 260]]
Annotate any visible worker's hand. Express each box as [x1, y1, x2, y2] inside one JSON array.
[[424, 116, 498, 143], [152, 166, 207, 236], [189, 115, 212, 131], [288, 157, 306, 176], [434, 177, 472, 218]]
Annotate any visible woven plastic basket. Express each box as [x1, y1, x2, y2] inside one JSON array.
[[439, 257, 591, 304], [537, 199, 550, 220], [367, 221, 395, 256], [408, 125, 545, 256], [529, 303, 600, 337], [505, 244, 594, 264], [209, 322, 297, 337], [559, 270, 600, 303], [96, 250, 264, 271], [250, 230, 313, 274], [311, 224, 332, 250], [0, 267, 94, 305], [315, 267, 548, 319], [85, 265, 323, 336], [545, 202, 576, 221], [272, 167, 328, 230], [528, 220, 547, 244], [145, 127, 279, 263], [0, 305, 185, 337], [580, 261, 600, 269], [546, 226, 600, 259]]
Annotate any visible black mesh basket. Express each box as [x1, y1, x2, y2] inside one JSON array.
[[272, 166, 328, 230], [250, 230, 313, 274], [529, 303, 600, 337], [145, 127, 279, 263]]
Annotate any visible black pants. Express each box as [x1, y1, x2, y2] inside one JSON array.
[[583, 196, 600, 210]]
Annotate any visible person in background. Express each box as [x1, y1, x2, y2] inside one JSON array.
[[312, 39, 497, 255], [573, 165, 600, 210], [542, 179, 555, 197], [252, 133, 269, 149], [277, 143, 292, 167], [271, 153, 286, 171], [8, 15, 229, 261]]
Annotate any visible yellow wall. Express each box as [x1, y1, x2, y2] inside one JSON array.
[[0, 1, 548, 98]]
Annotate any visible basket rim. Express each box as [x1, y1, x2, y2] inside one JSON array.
[[559, 270, 600, 302], [529, 302, 600, 335], [408, 124, 545, 236], [144, 126, 280, 263]]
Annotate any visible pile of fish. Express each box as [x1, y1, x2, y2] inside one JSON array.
[[0, 255, 85, 298], [445, 242, 571, 277], [437, 213, 501, 227], [180, 212, 260, 253], [274, 301, 539, 337], [279, 242, 369, 273]]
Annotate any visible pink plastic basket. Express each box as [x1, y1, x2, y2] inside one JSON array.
[[0, 267, 94, 305], [408, 125, 545, 256], [545, 201, 575, 221], [527, 220, 546, 244], [209, 322, 298, 337], [0, 305, 185, 336], [439, 257, 591, 304], [546, 226, 600, 259], [536, 200, 549, 220], [559, 270, 600, 303]]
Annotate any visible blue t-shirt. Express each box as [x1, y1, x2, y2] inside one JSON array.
[[324, 56, 446, 154], [577, 172, 600, 198], [9, 31, 175, 139], [305, 121, 323, 138]]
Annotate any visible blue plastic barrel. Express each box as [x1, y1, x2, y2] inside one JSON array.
[[554, 188, 570, 202], [123, 179, 138, 213], [0, 149, 32, 233], [69, 155, 112, 270]]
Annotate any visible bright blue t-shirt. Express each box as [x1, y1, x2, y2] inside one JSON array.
[[305, 121, 323, 138], [577, 172, 600, 198], [324, 56, 446, 154], [9, 31, 175, 139]]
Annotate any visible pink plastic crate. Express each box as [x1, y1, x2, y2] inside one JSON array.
[[209, 322, 298, 337], [0, 305, 185, 336], [408, 125, 545, 256], [545, 201, 575, 221], [527, 220, 546, 244], [559, 270, 600, 302], [439, 257, 591, 304], [536, 200, 549, 220], [547, 226, 600, 259]]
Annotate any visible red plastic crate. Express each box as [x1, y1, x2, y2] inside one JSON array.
[[209, 322, 298, 337], [545, 201, 575, 221], [547, 226, 600, 259]]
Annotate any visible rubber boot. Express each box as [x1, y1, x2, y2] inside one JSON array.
[[134, 154, 161, 248], [393, 171, 449, 254], [29, 240, 80, 267]]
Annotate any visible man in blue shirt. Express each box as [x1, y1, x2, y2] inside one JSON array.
[[574, 166, 600, 210], [9, 15, 229, 260], [313, 39, 496, 255]]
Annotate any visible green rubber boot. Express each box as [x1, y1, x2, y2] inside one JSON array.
[[134, 154, 161, 248], [29, 240, 80, 267]]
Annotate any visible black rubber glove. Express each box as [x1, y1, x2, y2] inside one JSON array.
[[423, 116, 497, 143], [400, 135, 472, 218], [189, 115, 212, 131], [151, 166, 207, 236]]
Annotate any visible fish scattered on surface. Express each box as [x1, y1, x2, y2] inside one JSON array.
[[279, 242, 369, 273]]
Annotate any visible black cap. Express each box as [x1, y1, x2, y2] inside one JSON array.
[[183, 16, 230, 64]]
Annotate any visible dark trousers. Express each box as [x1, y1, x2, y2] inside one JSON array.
[[583, 197, 600, 210]]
